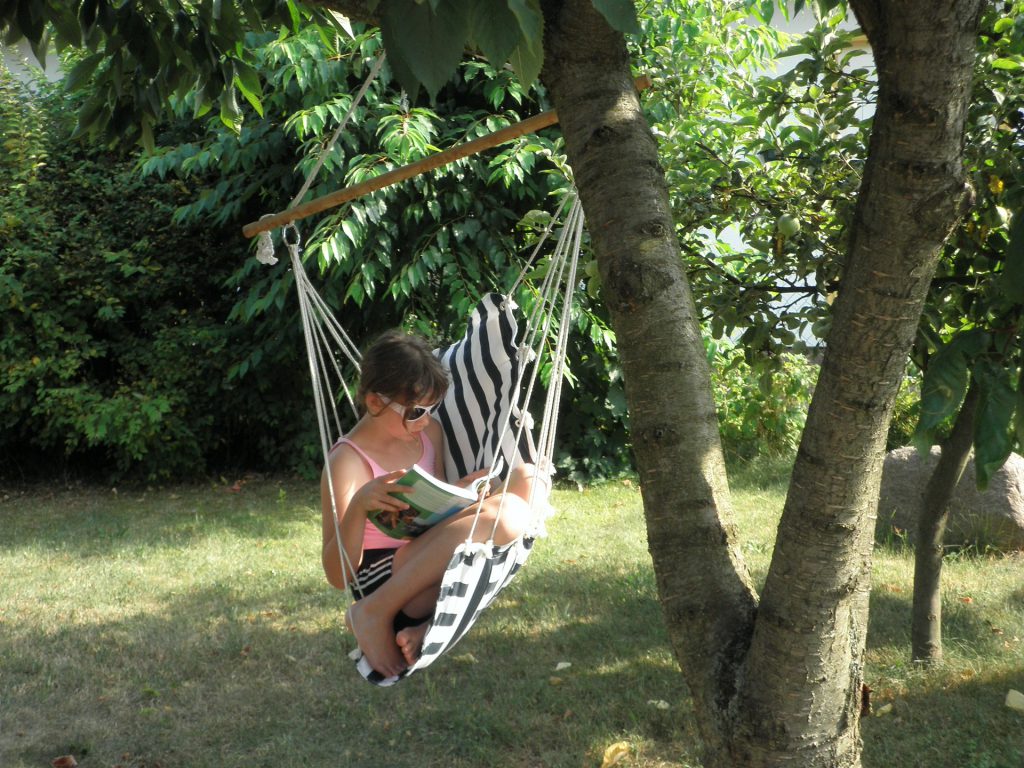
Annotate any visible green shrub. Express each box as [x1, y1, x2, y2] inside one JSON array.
[[886, 368, 923, 450], [709, 342, 818, 461], [0, 62, 314, 481]]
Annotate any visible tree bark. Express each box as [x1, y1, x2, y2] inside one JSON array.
[[538, 2, 758, 760], [911, 384, 978, 663], [732, 2, 981, 765]]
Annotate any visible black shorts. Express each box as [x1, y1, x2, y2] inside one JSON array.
[[350, 548, 397, 601], [350, 548, 429, 632]]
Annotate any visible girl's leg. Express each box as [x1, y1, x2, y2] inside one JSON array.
[[347, 489, 532, 677], [502, 462, 551, 507]]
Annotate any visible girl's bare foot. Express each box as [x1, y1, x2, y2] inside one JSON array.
[[346, 601, 406, 678], [396, 621, 430, 666]]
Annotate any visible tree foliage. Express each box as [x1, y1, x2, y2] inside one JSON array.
[[638, 4, 872, 366], [0, 0, 638, 147], [910, 0, 1024, 487], [0, 2, 844, 481], [1, 23, 641, 481], [0, 60, 317, 479], [140, 22, 635, 480]]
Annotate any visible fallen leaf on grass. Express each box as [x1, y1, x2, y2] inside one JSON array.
[[647, 699, 670, 710], [959, 596, 973, 604], [1006, 689, 1024, 713], [51, 756, 77, 768], [601, 741, 630, 768], [555, 661, 572, 671]]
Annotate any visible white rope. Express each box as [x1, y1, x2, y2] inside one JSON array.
[[255, 52, 386, 264], [476, 193, 585, 542], [288, 52, 387, 211], [508, 191, 574, 297], [287, 231, 362, 594], [286, 191, 584, 594]]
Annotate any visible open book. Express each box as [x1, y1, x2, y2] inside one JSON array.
[[368, 463, 500, 539]]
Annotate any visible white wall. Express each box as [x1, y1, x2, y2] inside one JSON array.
[[1, 39, 62, 84]]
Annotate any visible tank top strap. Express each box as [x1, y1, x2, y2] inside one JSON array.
[[333, 432, 436, 479], [418, 430, 436, 473], [333, 437, 388, 478]]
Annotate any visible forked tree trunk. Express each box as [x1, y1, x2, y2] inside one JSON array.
[[540, 1, 981, 766], [912, 384, 978, 663]]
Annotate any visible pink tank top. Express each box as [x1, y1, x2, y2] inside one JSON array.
[[333, 431, 438, 550]]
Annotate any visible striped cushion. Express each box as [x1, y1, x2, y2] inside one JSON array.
[[435, 293, 536, 481], [353, 293, 537, 686]]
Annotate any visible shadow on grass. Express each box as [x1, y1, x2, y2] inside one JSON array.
[[0, 480, 317, 556], [861, 668, 1024, 768], [867, 589, 1019, 659], [1, 546, 699, 768], [1007, 586, 1024, 612]]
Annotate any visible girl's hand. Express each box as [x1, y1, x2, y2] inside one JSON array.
[[350, 469, 414, 519], [455, 468, 494, 495]]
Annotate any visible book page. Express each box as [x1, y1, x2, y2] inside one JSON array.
[[398, 469, 476, 517]]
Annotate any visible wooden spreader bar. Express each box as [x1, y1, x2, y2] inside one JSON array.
[[242, 75, 651, 239]]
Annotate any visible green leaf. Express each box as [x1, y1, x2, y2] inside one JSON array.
[[219, 85, 243, 133], [591, 0, 641, 35], [232, 59, 264, 118], [468, 0, 522, 66], [64, 52, 105, 93], [912, 340, 970, 451], [140, 117, 155, 154], [992, 57, 1023, 71], [508, 0, 544, 45], [379, 0, 470, 100], [508, 37, 544, 90], [286, 0, 302, 31], [973, 362, 1016, 489], [78, 0, 100, 38], [1000, 209, 1024, 302]]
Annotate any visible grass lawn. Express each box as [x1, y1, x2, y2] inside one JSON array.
[[1, 470, 1022, 768]]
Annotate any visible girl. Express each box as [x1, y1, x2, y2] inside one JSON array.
[[321, 330, 548, 679]]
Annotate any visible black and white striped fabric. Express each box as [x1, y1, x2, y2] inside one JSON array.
[[356, 536, 534, 686], [353, 293, 538, 686], [436, 293, 536, 482]]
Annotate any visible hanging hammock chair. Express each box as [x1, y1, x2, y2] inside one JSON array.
[[287, 194, 584, 686], [248, 53, 586, 686]]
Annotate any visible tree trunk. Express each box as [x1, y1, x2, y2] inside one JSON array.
[[911, 384, 978, 663], [732, 2, 981, 765], [538, 1, 758, 760], [540, 1, 981, 766]]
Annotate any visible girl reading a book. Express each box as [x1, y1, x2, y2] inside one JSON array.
[[321, 330, 549, 679]]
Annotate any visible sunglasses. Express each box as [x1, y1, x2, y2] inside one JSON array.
[[378, 395, 439, 422]]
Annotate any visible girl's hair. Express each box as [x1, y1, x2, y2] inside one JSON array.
[[357, 330, 449, 418]]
